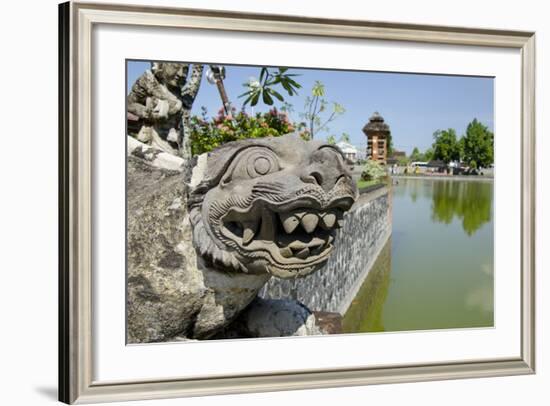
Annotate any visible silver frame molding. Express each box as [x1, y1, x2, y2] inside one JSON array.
[[58, 1, 536, 403]]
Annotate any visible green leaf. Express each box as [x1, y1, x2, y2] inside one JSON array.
[[312, 82, 325, 97], [259, 68, 267, 83], [269, 89, 285, 102], [287, 78, 302, 89], [251, 92, 260, 106], [333, 103, 345, 114], [241, 94, 253, 106], [281, 81, 292, 94], [262, 90, 274, 105]]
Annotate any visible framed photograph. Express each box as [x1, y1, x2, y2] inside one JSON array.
[[59, 1, 535, 403]]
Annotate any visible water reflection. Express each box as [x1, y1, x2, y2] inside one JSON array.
[[343, 178, 494, 333], [431, 180, 492, 236], [342, 238, 392, 333]]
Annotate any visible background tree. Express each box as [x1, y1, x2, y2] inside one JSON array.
[[397, 155, 410, 166], [432, 129, 461, 164], [462, 118, 494, 169], [386, 130, 394, 156], [423, 147, 434, 162], [410, 146, 422, 162], [301, 81, 345, 139], [326, 135, 336, 145]]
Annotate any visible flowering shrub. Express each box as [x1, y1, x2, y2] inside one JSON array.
[[361, 160, 386, 182], [190, 107, 309, 155]]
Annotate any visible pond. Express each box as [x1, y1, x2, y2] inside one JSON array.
[[343, 177, 494, 333]]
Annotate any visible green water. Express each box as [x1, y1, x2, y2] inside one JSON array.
[[343, 178, 494, 333]]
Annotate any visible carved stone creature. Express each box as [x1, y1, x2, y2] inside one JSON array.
[[127, 62, 188, 154], [127, 134, 357, 343], [188, 133, 358, 279]]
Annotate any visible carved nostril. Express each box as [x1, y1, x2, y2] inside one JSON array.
[[335, 174, 348, 185], [301, 171, 324, 186], [310, 172, 323, 186]]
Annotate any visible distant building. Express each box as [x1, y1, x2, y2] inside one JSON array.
[[363, 112, 390, 164], [336, 141, 358, 163], [387, 149, 406, 165], [355, 149, 367, 162]]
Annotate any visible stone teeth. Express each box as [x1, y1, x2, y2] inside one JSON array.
[[335, 211, 344, 228], [295, 247, 310, 259], [324, 235, 335, 249], [258, 208, 275, 241], [242, 221, 258, 245], [279, 246, 293, 258], [288, 240, 307, 250], [279, 213, 300, 234], [310, 237, 325, 247], [311, 246, 322, 256], [301, 213, 319, 233], [320, 212, 336, 229]]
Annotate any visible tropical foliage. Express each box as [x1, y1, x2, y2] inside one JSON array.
[[189, 106, 307, 155], [239, 67, 301, 107]]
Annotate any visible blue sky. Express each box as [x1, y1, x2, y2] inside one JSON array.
[[127, 60, 493, 155]]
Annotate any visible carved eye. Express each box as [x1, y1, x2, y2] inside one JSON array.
[[220, 147, 281, 186], [246, 150, 279, 178]]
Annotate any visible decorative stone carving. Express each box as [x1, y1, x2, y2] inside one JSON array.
[[188, 133, 358, 279], [127, 134, 357, 343], [127, 138, 271, 342], [127, 62, 188, 154]]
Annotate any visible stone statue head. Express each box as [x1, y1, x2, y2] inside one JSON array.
[[188, 134, 358, 279], [151, 62, 188, 90]]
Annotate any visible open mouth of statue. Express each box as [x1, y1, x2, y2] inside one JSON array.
[[220, 204, 345, 264]]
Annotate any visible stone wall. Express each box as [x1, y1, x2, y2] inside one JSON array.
[[260, 185, 392, 315]]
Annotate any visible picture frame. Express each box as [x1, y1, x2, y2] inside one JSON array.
[[59, 1, 536, 404]]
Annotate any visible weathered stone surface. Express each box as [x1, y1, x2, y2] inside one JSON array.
[[127, 152, 198, 343], [260, 186, 391, 314], [127, 140, 269, 343], [217, 297, 322, 338]]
